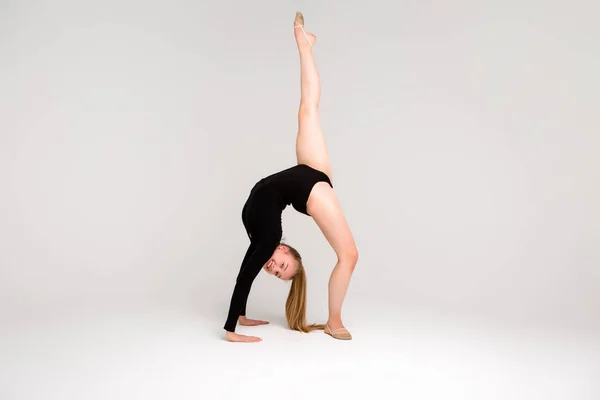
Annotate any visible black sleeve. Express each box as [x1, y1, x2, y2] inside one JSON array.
[[223, 237, 279, 332], [235, 241, 257, 317]]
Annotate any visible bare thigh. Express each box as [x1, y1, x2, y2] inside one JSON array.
[[306, 182, 357, 259], [296, 109, 332, 182]]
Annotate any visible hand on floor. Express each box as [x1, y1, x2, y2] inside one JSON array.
[[226, 331, 262, 343], [238, 316, 270, 326]]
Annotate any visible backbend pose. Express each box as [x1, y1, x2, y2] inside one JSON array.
[[224, 12, 358, 342]]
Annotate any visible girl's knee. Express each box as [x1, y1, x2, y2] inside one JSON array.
[[339, 245, 358, 267]]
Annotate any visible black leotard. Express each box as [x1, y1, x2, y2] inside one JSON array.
[[223, 164, 333, 332]]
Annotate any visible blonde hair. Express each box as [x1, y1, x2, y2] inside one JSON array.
[[283, 243, 326, 333]]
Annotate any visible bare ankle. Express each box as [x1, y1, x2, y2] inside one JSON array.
[[297, 42, 313, 53]]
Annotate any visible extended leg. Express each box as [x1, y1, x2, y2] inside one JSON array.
[[294, 12, 332, 181]]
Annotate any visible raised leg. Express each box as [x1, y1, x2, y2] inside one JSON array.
[[307, 182, 358, 338], [294, 12, 332, 182]]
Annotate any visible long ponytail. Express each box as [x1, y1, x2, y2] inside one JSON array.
[[283, 244, 326, 333]]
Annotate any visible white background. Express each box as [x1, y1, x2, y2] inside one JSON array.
[[1, 0, 598, 399]]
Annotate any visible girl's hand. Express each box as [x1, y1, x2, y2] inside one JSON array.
[[226, 331, 262, 343], [238, 316, 270, 326]]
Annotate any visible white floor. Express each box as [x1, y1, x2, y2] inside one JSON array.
[[1, 302, 598, 400]]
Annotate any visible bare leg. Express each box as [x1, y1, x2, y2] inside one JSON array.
[[307, 183, 358, 337], [294, 13, 358, 337], [294, 12, 332, 181]]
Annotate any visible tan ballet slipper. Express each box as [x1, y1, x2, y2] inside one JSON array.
[[324, 324, 352, 340]]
